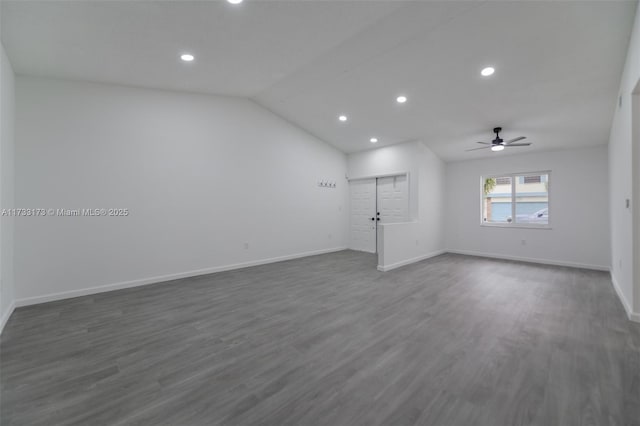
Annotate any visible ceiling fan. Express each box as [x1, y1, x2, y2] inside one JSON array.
[[466, 127, 530, 152]]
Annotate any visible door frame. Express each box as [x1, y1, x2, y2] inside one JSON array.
[[348, 171, 410, 253], [348, 171, 410, 182], [632, 80, 640, 315]]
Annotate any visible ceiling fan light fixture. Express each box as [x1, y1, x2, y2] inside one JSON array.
[[466, 127, 528, 152], [481, 67, 495, 77]]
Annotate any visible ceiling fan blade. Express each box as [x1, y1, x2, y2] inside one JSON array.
[[505, 136, 526, 144], [476, 141, 490, 145], [505, 143, 531, 147], [465, 146, 492, 151]]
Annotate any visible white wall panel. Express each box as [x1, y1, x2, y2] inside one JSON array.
[[14, 76, 349, 303]]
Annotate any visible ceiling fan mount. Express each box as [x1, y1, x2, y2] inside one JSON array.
[[466, 127, 530, 152], [491, 127, 503, 145]]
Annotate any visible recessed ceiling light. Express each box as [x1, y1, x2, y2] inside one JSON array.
[[338, 115, 348, 122], [370, 137, 378, 143], [396, 95, 408, 104], [227, 0, 243, 4], [491, 145, 504, 152], [481, 67, 495, 77], [180, 54, 195, 62]]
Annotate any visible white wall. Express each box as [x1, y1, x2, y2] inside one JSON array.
[[14, 76, 349, 304], [348, 141, 446, 269], [0, 39, 16, 330], [446, 146, 610, 270], [609, 5, 640, 320]]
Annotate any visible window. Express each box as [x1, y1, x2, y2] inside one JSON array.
[[482, 172, 549, 227]]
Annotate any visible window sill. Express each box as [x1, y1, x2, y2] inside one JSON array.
[[480, 223, 552, 230]]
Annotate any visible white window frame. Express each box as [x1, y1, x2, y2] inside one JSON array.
[[480, 170, 551, 229]]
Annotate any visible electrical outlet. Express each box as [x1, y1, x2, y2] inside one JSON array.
[[328, 233, 332, 240], [521, 239, 526, 246], [244, 242, 249, 250]]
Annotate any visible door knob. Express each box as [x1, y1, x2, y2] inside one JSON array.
[[376, 217, 380, 221], [370, 217, 375, 221]]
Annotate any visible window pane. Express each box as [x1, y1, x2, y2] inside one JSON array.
[[515, 174, 549, 224], [483, 177, 513, 223]]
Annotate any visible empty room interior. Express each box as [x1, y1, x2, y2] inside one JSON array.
[[1, 0, 640, 425]]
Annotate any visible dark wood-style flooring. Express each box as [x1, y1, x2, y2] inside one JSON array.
[[1, 251, 639, 425]]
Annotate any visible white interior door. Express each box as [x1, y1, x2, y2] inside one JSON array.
[[377, 175, 409, 224], [349, 178, 377, 253]]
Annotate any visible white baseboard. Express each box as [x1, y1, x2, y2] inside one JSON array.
[[445, 249, 610, 271], [12, 246, 640, 324], [611, 273, 640, 323], [15, 246, 348, 308], [377, 250, 446, 272], [0, 300, 16, 335]]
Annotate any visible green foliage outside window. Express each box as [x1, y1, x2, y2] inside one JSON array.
[[483, 178, 496, 196]]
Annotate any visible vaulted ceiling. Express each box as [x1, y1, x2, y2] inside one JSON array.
[[2, 1, 636, 161]]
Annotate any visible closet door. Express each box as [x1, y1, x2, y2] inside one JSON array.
[[349, 179, 377, 253], [377, 175, 408, 224]]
